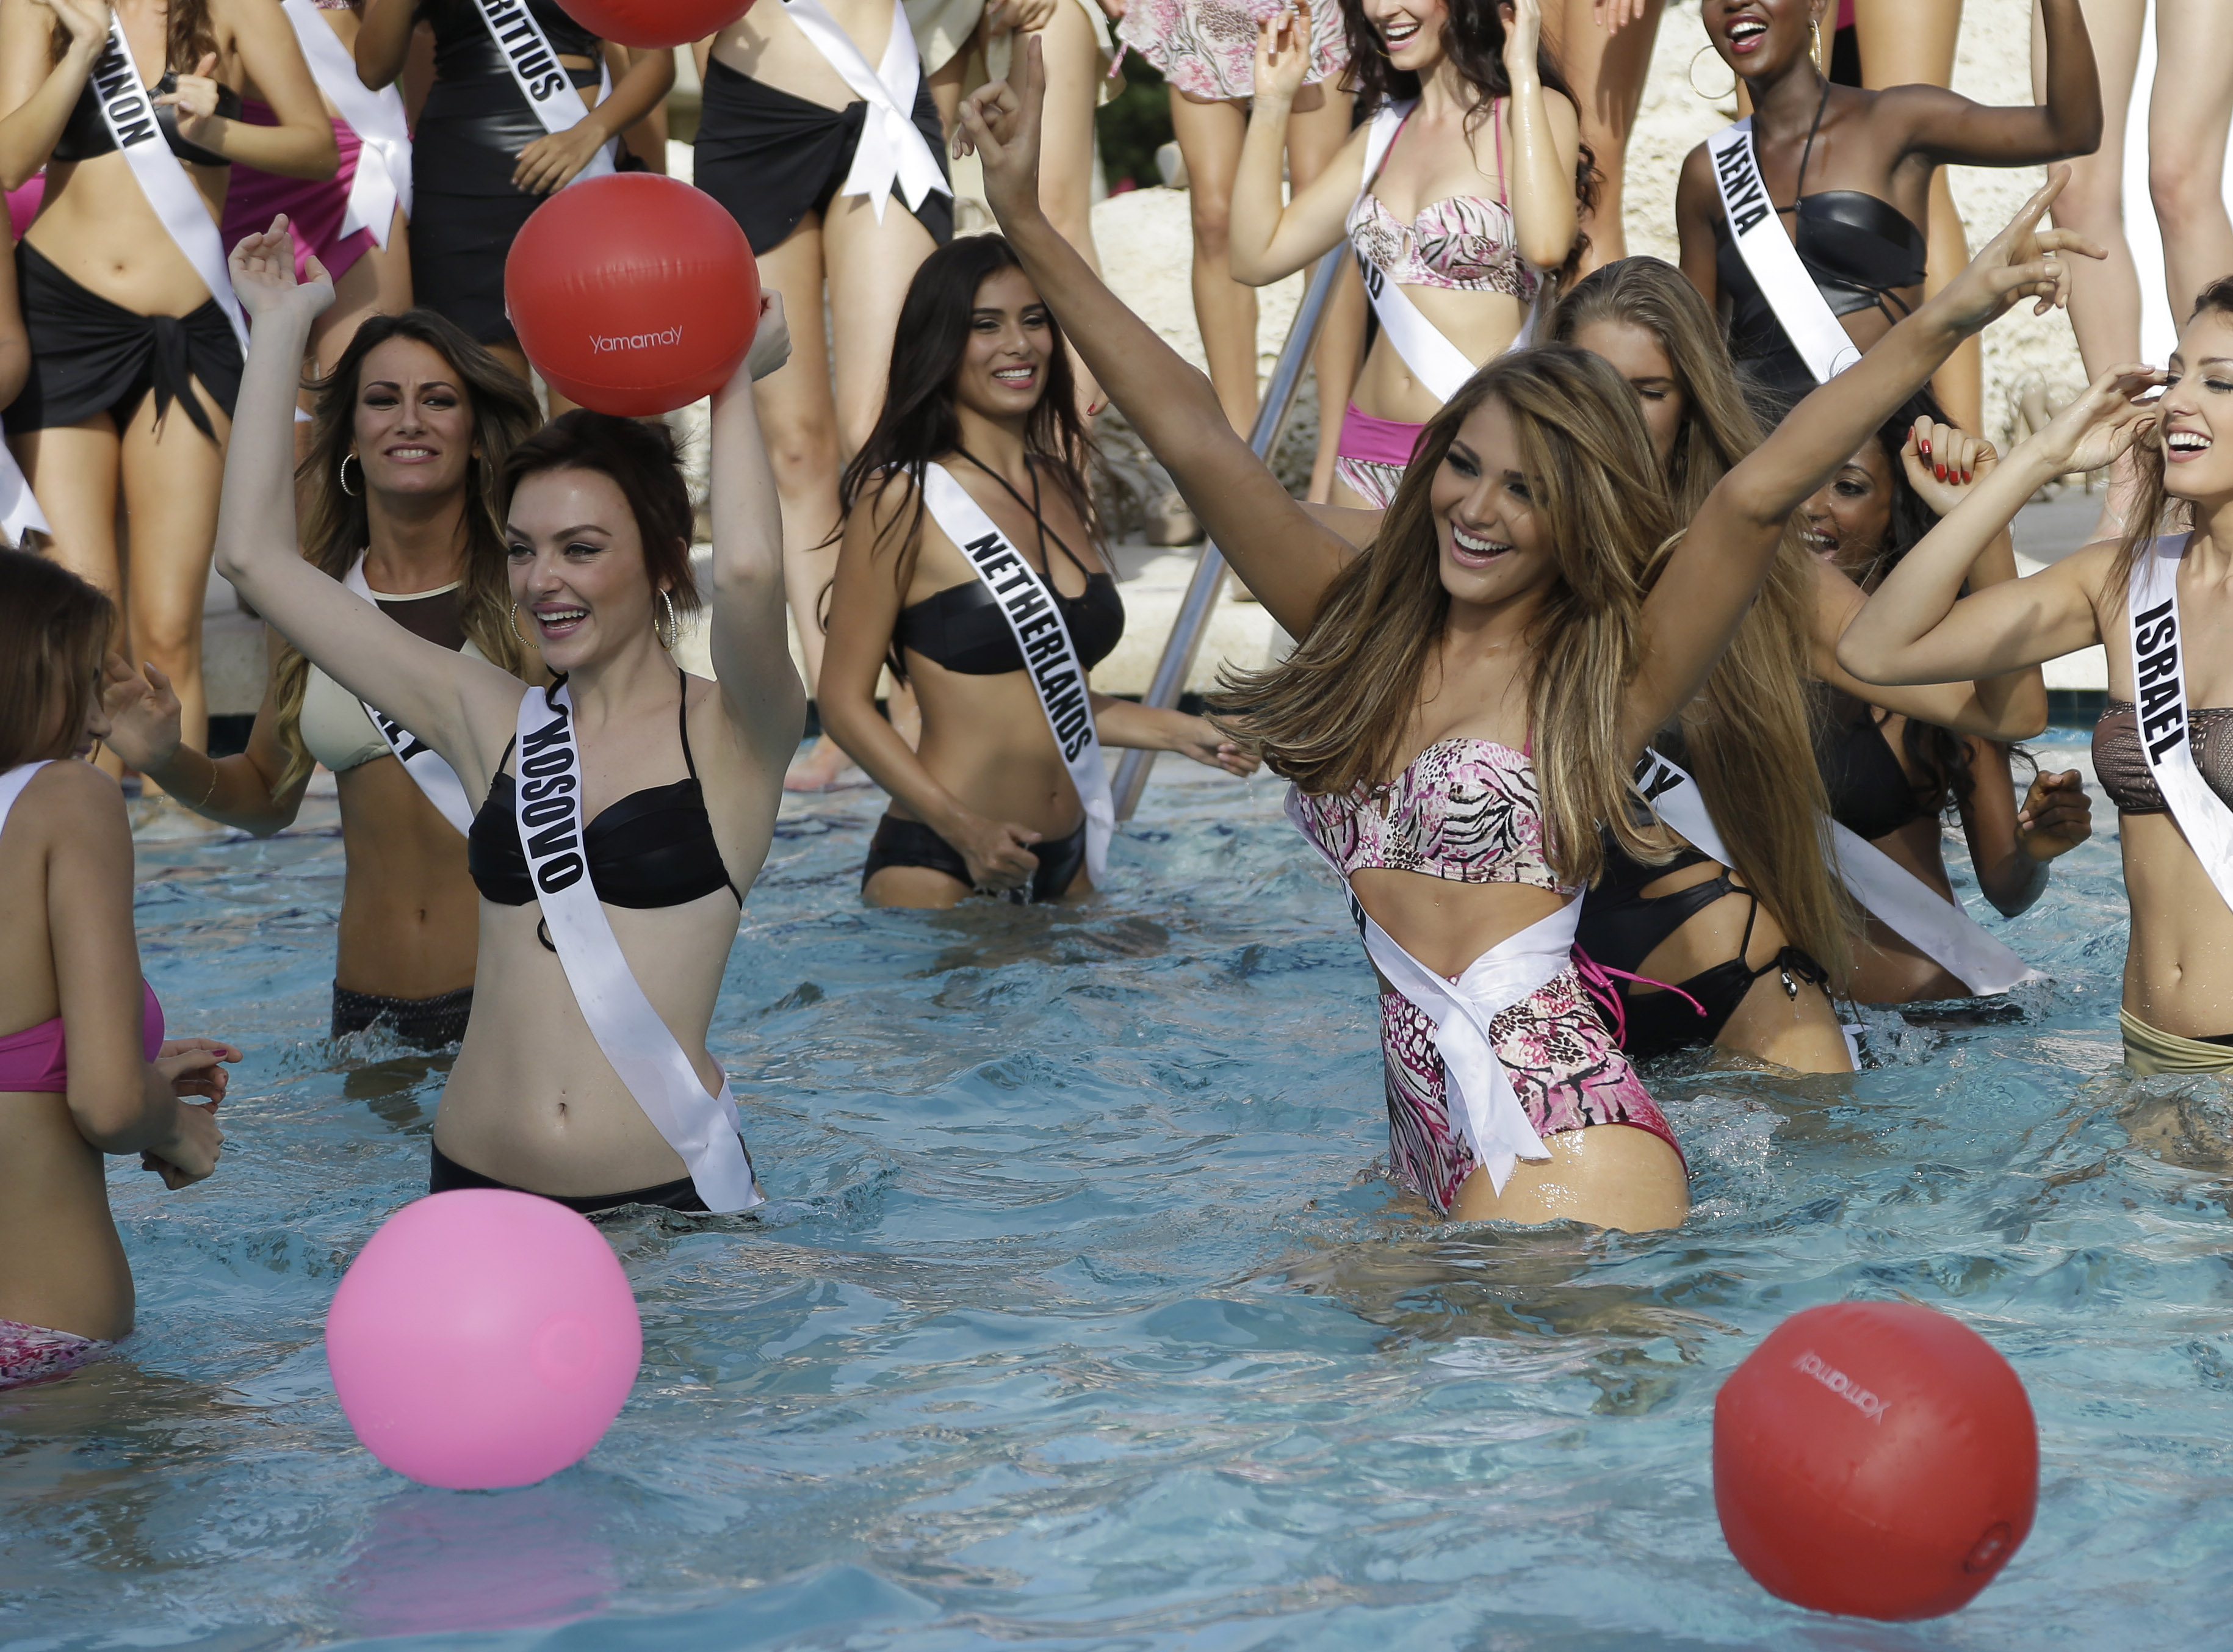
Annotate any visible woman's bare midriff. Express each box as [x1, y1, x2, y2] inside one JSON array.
[[895, 659, 1091, 841], [331, 760, 480, 1000], [1352, 286, 1532, 426], [0, 1095, 134, 1342], [709, 0, 881, 111], [1349, 866, 1567, 980], [26, 154, 229, 316]]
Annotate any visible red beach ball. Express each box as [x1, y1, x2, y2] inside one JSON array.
[[505, 173, 759, 417], [554, 0, 752, 49], [1712, 1301, 2038, 1620]]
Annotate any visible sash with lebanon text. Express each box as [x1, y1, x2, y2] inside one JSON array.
[[2129, 533, 2233, 917], [92, 16, 248, 353], [511, 683, 763, 1212], [920, 463, 1113, 884], [469, 0, 615, 182], [1353, 100, 1532, 406], [781, 0, 948, 222], [341, 558, 474, 834], [1706, 118, 1860, 385], [280, 0, 413, 242]]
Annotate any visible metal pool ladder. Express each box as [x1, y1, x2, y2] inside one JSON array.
[[1109, 248, 1347, 821]]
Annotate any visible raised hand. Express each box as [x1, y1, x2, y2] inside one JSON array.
[[744, 291, 791, 383], [1502, 0, 1543, 82], [955, 34, 1045, 228], [984, 0, 1059, 34], [1929, 168, 2107, 337], [154, 52, 229, 152], [228, 215, 334, 322], [2024, 363, 2163, 477], [2016, 769, 2092, 862], [1252, 0, 1313, 106], [100, 654, 183, 773], [1899, 418, 1998, 518], [37, 0, 112, 53], [1592, 0, 1652, 27]]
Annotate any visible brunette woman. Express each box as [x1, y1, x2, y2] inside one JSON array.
[[103, 308, 541, 1050], [0, 551, 235, 1389], [820, 234, 1254, 908], [965, 44, 2082, 1227], [0, 0, 336, 767], [1676, 0, 2099, 409], [1230, 0, 1584, 508], [1839, 333, 2233, 1073], [216, 222, 799, 1212]]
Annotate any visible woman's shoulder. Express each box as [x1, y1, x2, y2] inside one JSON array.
[[5, 759, 127, 849]]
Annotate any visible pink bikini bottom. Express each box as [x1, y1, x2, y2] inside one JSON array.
[[0, 1316, 116, 1391], [1332, 403, 1428, 510]]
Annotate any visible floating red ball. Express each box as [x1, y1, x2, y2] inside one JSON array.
[[552, 0, 752, 50], [505, 173, 759, 417], [1713, 1301, 2037, 1620]]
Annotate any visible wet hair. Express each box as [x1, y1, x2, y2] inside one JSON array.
[[272, 309, 543, 797], [835, 235, 1099, 676], [0, 549, 115, 770], [499, 409, 700, 613], [1548, 258, 1850, 982], [2110, 274, 2233, 594]]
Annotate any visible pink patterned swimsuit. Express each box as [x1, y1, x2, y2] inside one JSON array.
[[1116, 0, 1347, 103], [1290, 739, 1679, 1213]]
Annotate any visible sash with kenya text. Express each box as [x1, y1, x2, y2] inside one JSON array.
[[1706, 118, 1860, 386]]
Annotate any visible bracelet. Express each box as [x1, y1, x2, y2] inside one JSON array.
[[196, 754, 220, 810]]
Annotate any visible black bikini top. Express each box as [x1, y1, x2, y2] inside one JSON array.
[[468, 674, 741, 910], [892, 456, 1125, 677], [52, 69, 242, 167], [1714, 82, 1929, 386], [420, 0, 602, 85], [1816, 691, 1936, 842]]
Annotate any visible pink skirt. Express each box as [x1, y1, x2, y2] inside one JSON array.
[[1117, 0, 1348, 103], [220, 105, 378, 286]]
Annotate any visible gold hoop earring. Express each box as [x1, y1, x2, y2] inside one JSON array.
[[508, 602, 526, 645], [655, 588, 678, 651], [1689, 43, 1736, 103], [339, 452, 361, 497]]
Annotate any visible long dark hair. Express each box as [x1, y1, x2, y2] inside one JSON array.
[[1337, 0, 1599, 270], [272, 309, 543, 796], [0, 549, 114, 769], [834, 236, 1099, 673]]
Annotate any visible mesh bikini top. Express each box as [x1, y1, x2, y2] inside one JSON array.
[[298, 577, 478, 775], [1290, 737, 1576, 895], [2092, 701, 2233, 815], [1345, 100, 1539, 300], [53, 69, 241, 167]]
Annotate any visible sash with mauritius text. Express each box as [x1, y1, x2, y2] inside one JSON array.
[[469, 0, 614, 181]]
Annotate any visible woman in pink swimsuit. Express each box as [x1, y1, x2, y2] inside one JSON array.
[[0, 551, 235, 1390], [965, 48, 2088, 1227]]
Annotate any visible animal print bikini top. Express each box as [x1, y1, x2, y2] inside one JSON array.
[[1288, 737, 1575, 895], [1344, 100, 1540, 301]]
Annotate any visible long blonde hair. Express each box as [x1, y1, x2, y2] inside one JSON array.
[[270, 311, 543, 798], [1211, 345, 1676, 890], [1548, 258, 1850, 982]]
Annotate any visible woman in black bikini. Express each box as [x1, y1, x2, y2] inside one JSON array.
[[1675, 0, 2101, 408], [215, 220, 799, 1213], [0, 0, 333, 775], [820, 235, 1254, 907]]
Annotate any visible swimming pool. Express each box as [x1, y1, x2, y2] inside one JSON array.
[[4, 736, 2228, 1650]]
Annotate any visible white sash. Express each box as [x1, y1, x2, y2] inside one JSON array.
[[1286, 787, 1567, 1194], [279, 0, 413, 242], [920, 463, 1113, 884], [782, 0, 948, 221], [1352, 101, 1533, 406], [340, 558, 475, 833], [0, 443, 48, 548], [2129, 533, 2233, 918], [468, 0, 615, 183], [91, 17, 248, 354], [511, 684, 763, 1213], [0, 762, 53, 837], [1706, 118, 1859, 385], [1638, 748, 2038, 997]]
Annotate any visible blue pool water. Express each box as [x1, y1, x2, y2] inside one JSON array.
[[4, 737, 2231, 1650]]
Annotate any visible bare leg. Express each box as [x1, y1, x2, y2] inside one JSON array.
[[13, 419, 123, 772], [2149, 0, 2233, 321], [1543, 0, 1665, 272], [1286, 84, 1360, 498], [1033, 0, 1110, 411], [1169, 90, 1258, 433], [1855, 0, 1978, 431], [117, 382, 231, 771], [1449, 1124, 1689, 1231]]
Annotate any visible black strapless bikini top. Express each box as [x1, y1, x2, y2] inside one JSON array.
[[420, 0, 602, 84], [895, 572, 1124, 676], [52, 70, 242, 167], [468, 675, 741, 910]]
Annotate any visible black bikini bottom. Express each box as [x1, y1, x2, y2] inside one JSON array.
[[693, 59, 953, 255], [3, 242, 240, 441], [862, 814, 1088, 904], [331, 982, 473, 1050], [428, 1139, 713, 1216]]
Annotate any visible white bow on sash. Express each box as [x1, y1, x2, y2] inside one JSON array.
[[1287, 788, 1567, 1194], [279, 0, 414, 242], [783, 0, 949, 221]]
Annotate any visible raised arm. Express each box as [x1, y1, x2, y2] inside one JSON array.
[[354, 0, 416, 88], [1499, 0, 1582, 274], [1889, 0, 2099, 167], [212, 222, 524, 787], [1838, 363, 2160, 688], [156, 2, 336, 180], [958, 39, 1354, 637], [1622, 172, 2101, 754], [100, 641, 313, 837], [0, 0, 103, 192], [1225, 5, 1364, 287], [706, 297, 808, 778], [1673, 142, 1723, 315]]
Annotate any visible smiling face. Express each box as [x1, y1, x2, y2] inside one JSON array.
[[1701, 0, 1822, 78], [1799, 437, 1896, 581], [1362, 0, 1453, 73], [1570, 319, 1689, 471], [350, 337, 478, 508], [952, 266, 1056, 422], [1429, 396, 1562, 610], [2158, 308, 2233, 504], [506, 467, 665, 674]]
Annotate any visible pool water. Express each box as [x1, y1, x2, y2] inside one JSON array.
[[4, 736, 2231, 1650]]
